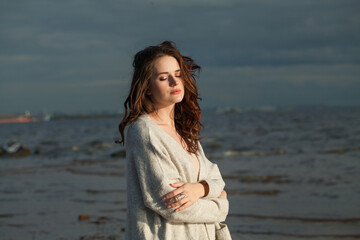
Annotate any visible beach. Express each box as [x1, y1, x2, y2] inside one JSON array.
[[1, 107, 359, 239]]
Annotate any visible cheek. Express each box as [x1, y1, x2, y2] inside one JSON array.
[[179, 79, 185, 91], [149, 81, 167, 96]]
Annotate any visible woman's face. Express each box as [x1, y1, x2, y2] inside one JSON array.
[[147, 55, 185, 109]]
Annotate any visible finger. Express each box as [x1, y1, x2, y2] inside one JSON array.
[[164, 191, 185, 205], [170, 182, 184, 188], [163, 188, 184, 201], [166, 196, 189, 209], [164, 193, 187, 206], [175, 201, 192, 212]]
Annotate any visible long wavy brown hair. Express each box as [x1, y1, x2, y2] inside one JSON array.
[[118, 41, 202, 154]]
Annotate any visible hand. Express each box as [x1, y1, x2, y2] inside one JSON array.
[[163, 182, 205, 212], [218, 190, 227, 199]]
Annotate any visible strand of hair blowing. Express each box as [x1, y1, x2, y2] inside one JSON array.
[[118, 41, 202, 154]]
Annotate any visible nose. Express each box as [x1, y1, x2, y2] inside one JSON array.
[[169, 75, 178, 86]]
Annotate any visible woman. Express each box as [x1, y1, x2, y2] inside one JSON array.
[[118, 41, 231, 240]]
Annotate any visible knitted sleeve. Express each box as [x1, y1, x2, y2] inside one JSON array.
[[125, 121, 229, 224]]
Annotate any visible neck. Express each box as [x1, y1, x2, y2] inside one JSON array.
[[149, 104, 176, 127]]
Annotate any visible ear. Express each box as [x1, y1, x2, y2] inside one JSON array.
[[146, 89, 151, 95]]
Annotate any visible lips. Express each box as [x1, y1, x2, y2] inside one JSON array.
[[170, 89, 181, 94]]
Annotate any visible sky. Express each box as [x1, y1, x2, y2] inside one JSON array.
[[0, 0, 359, 115]]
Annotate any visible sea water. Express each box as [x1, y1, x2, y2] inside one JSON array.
[[0, 107, 359, 239]]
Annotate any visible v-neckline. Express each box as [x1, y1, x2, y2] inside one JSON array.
[[143, 113, 201, 181]]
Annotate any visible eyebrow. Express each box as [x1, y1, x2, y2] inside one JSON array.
[[157, 69, 181, 75]]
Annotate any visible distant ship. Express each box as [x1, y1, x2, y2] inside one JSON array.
[[0, 110, 31, 124], [43, 113, 51, 122], [0, 115, 31, 124], [0, 110, 51, 124]]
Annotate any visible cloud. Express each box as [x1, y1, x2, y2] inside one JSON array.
[[0, 55, 45, 63], [0, 0, 359, 114], [198, 63, 360, 107], [203, 64, 360, 86], [0, 77, 129, 114]]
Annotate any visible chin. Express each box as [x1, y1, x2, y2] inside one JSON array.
[[175, 95, 184, 103]]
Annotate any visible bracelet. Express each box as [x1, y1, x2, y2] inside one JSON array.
[[199, 180, 209, 197]]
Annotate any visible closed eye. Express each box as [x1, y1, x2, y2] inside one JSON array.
[[175, 70, 181, 78]]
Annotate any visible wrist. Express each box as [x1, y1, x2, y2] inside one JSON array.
[[194, 183, 205, 198]]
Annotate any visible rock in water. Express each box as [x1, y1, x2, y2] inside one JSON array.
[[2, 141, 22, 153], [1, 141, 31, 158], [11, 147, 30, 158], [78, 215, 91, 221]]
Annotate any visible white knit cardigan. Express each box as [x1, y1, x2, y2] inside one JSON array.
[[124, 114, 229, 240]]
